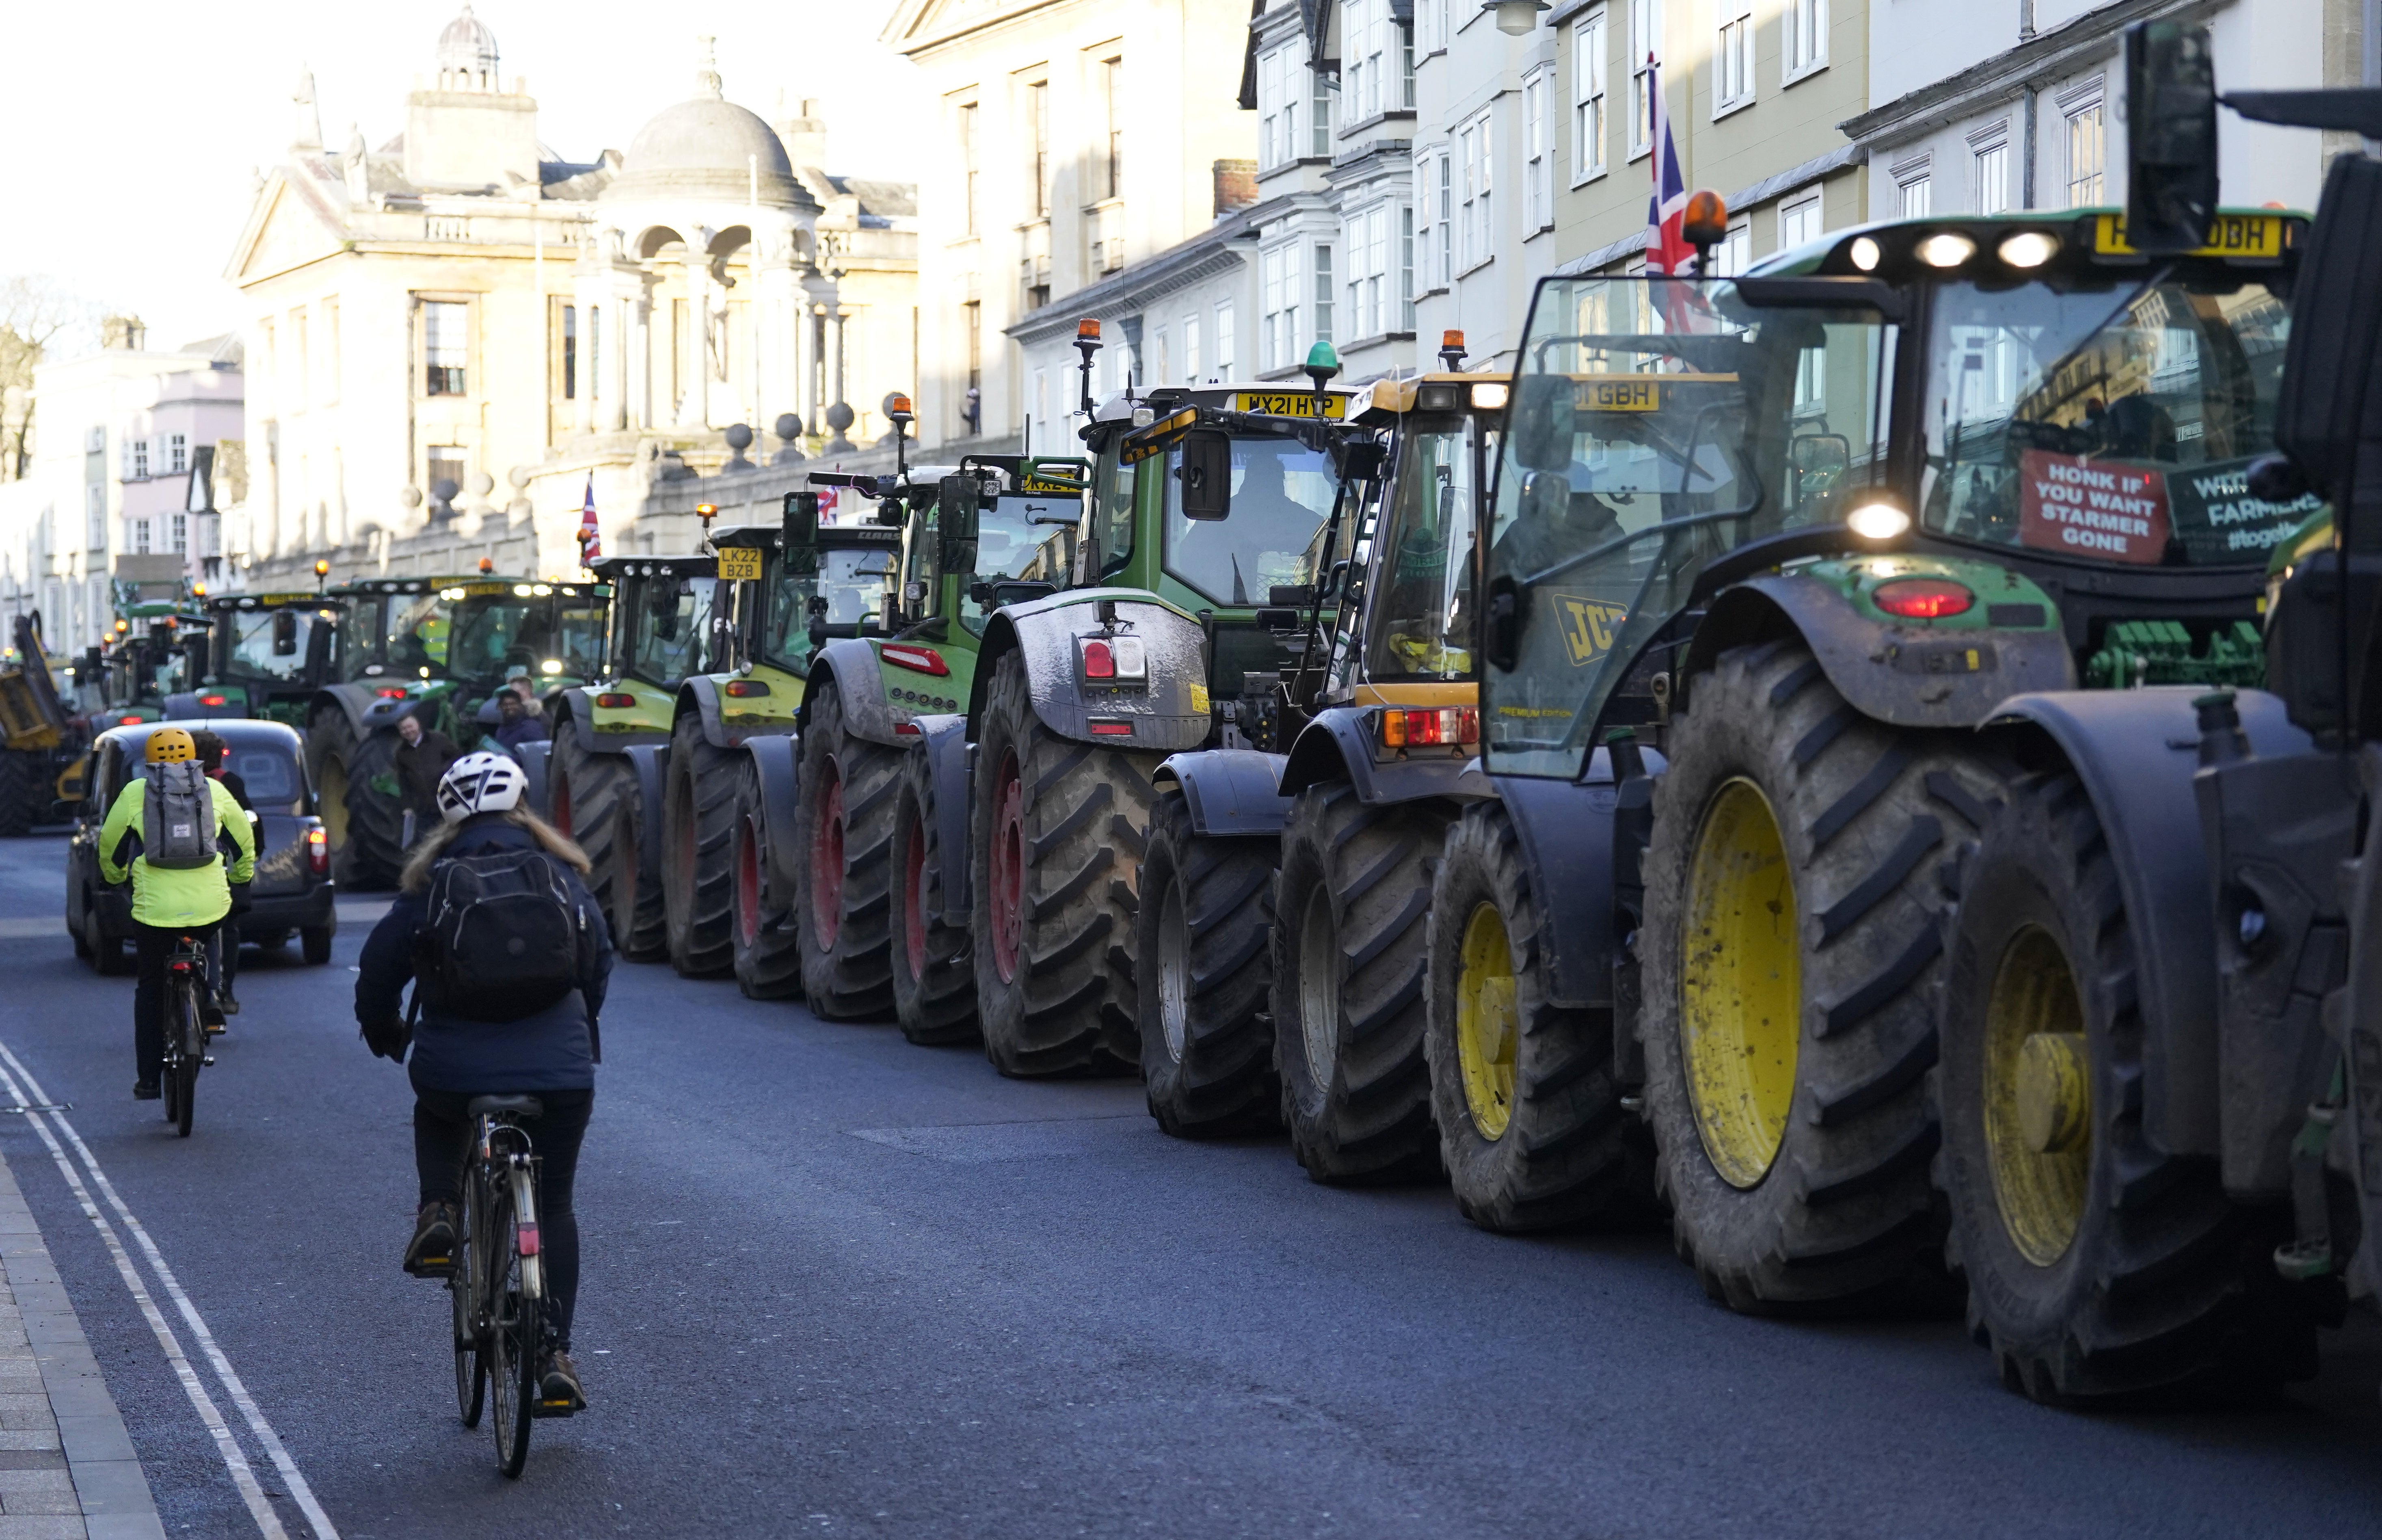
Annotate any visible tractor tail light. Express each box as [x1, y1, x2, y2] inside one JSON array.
[[723, 679, 772, 697], [1872, 578, 1975, 620], [1078, 635, 1146, 682], [1087, 719, 1134, 736], [1380, 707, 1480, 747], [307, 825, 329, 876], [594, 692, 637, 708], [374, 686, 409, 699], [880, 644, 950, 676]]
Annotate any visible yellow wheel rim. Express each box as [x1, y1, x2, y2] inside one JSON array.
[[319, 755, 350, 851], [1680, 778, 1800, 1188], [1455, 901, 1520, 1140], [1982, 926, 2091, 1266]]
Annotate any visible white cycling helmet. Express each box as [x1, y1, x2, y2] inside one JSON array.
[[436, 751, 526, 825]]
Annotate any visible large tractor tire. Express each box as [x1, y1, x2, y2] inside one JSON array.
[[1269, 780, 1447, 1182], [1136, 788, 1279, 1135], [308, 709, 404, 890], [549, 717, 658, 960], [663, 714, 737, 978], [889, 744, 978, 1045], [792, 681, 900, 1019], [0, 749, 44, 836], [1640, 639, 1997, 1311], [1424, 801, 1657, 1231], [1935, 771, 2317, 1401], [727, 752, 802, 1000], [969, 650, 1153, 1077]]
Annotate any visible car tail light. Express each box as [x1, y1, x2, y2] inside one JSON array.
[[198, 693, 228, 708], [594, 691, 637, 708], [1380, 707, 1480, 747], [307, 825, 328, 876], [724, 679, 772, 697], [117, 715, 143, 726], [374, 686, 409, 699], [880, 643, 950, 676], [1872, 578, 1975, 620], [1087, 719, 1134, 736], [1078, 635, 1147, 682]]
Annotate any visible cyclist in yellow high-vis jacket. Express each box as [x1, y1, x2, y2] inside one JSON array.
[[97, 728, 255, 1099]]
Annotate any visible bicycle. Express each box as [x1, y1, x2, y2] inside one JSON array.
[[446, 1095, 575, 1477], [160, 934, 214, 1138]]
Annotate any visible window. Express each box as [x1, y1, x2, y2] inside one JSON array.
[[1779, 194, 1822, 251], [1027, 81, 1051, 218], [1314, 243, 1335, 346], [1435, 151, 1453, 286], [958, 102, 979, 235], [964, 301, 982, 432], [128, 438, 149, 480], [423, 301, 467, 395], [1524, 69, 1553, 231], [291, 309, 309, 405], [1398, 205, 1415, 330], [1347, 205, 1390, 338], [588, 306, 603, 400], [1214, 300, 1236, 378], [1258, 47, 1297, 170], [132, 518, 151, 554], [1343, 0, 1413, 121], [1712, 221, 1751, 277], [1458, 112, 1493, 272], [169, 434, 187, 474], [1102, 58, 1124, 200], [1629, 0, 1662, 157], [1153, 327, 1170, 384], [1418, 0, 1448, 53], [426, 446, 467, 501], [322, 298, 340, 405], [171, 512, 187, 555], [1184, 312, 1202, 381], [1785, 0, 1827, 80], [1973, 134, 2010, 216], [1262, 246, 1297, 370], [2066, 102, 2106, 207], [1573, 8, 1608, 183], [1715, 0, 1755, 114], [1312, 60, 1334, 156], [562, 305, 577, 400], [1900, 175, 1932, 218]]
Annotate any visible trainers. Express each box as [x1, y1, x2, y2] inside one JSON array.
[[402, 1202, 457, 1277], [536, 1351, 586, 1413], [132, 1081, 160, 1101]]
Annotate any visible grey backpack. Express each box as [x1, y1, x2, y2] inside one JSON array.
[[141, 761, 218, 870]]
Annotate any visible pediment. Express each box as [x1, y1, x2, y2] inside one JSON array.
[[227, 175, 346, 287], [881, 0, 1068, 55]]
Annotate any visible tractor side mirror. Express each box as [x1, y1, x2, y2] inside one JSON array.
[[1789, 433, 1851, 481], [303, 611, 335, 687], [2124, 20, 2218, 253], [936, 476, 982, 542], [2271, 152, 2382, 510], [272, 608, 299, 656], [1485, 573, 1527, 672], [1178, 430, 1234, 520], [782, 491, 820, 554], [1511, 375, 1577, 473]]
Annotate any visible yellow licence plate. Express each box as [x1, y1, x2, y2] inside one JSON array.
[[2092, 213, 2284, 260], [714, 547, 765, 582], [1580, 379, 1659, 412], [1234, 391, 1346, 419]]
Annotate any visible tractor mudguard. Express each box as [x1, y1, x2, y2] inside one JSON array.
[[515, 739, 551, 812], [558, 686, 592, 727], [1154, 749, 1291, 836], [916, 713, 974, 925], [308, 683, 379, 738], [1279, 706, 1499, 806], [802, 639, 908, 748], [623, 743, 670, 891], [1688, 573, 2075, 729], [1989, 688, 2311, 1160], [741, 732, 802, 914], [975, 588, 1209, 752], [681, 677, 737, 751], [1492, 748, 1632, 1013]]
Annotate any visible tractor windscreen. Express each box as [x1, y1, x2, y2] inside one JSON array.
[[443, 587, 565, 688], [1162, 435, 1342, 606], [755, 547, 890, 665], [1920, 274, 2308, 566], [553, 600, 606, 680], [1368, 418, 1489, 682], [958, 496, 1077, 635], [223, 608, 330, 685], [1484, 275, 1895, 778], [625, 575, 721, 687]]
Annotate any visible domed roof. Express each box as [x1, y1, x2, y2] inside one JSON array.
[[603, 87, 815, 210], [436, 5, 498, 75]]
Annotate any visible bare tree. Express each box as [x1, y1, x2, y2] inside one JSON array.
[[0, 278, 104, 483]]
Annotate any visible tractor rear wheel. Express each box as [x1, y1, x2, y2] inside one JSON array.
[[1270, 780, 1446, 1182], [1936, 771, 2317, 1400], [1425, 801, 1656, 1231], [1640, 639, 1996, 1310], [549, 717, 655, 959], [792, 681, 900, 1019], [309, 710, 403, 890], [890, 744, 978, 1045], [1137, 789, 1279, 1135], [728, 751, 802, 1000], [0, 749, 44, 836], [664, 714, 737, 978], [969, 650, 1153, 1077]]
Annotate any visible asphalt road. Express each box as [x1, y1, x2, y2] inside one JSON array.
[[0, 830, 2376, 1539]]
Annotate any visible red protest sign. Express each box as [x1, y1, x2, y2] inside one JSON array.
[[2019, 450, 2171, 564]]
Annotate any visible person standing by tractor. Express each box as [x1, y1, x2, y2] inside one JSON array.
[[492, 688, 549, 760], [394, 710, 460, 832], [96, 728, 256, 1100]]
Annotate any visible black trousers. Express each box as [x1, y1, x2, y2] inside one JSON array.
[[133, 921, 219, 1085], [413, 1086, 593, 1352]]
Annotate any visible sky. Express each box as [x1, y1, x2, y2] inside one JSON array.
[[1, 0, 929, 350]]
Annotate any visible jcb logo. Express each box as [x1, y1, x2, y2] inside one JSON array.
[[1554, 595, 1629, 667]]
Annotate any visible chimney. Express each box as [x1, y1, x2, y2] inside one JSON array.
[[778, 96, 828, 173], [100, 316, 147, 352], [1213, 159, 1258, 218]]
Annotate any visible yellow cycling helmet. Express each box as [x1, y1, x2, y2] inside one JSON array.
[[146, 728, 197, 764]]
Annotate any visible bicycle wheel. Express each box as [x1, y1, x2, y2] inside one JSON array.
[[452, 1172, 484, 1428], [487, 1181, 535, 1477], [173, 982, 197, 1138]]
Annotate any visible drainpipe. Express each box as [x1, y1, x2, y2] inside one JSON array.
[[2019, 0, 2038, 209]]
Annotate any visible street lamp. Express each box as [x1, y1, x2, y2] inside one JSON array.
[[1482, 0, 1550, 35]]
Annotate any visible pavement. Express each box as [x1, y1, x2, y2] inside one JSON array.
[[0, 829, 2376, 1538]]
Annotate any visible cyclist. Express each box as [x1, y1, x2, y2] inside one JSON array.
[[353, 752, 610, 1412], [96, 728, 257, 1100]]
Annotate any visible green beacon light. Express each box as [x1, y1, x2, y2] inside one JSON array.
[[1303, 340, 1341, 398]]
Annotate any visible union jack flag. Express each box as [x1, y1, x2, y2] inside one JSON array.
[[575, 475, 601, 564], [1642, 56, 1694, 276]]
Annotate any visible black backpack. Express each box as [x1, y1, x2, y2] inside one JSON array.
[[414, 848, 594, 1023]]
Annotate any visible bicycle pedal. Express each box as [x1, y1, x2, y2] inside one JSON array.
[[199, 1056, 215, 1067]]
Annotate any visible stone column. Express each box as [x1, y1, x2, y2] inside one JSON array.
[[682, 250, 712, 430]]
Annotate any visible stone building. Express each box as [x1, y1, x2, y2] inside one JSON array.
[[223, 7, 918, 586]]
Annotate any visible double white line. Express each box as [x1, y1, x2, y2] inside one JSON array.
[[0, 1043, 338, 1540]]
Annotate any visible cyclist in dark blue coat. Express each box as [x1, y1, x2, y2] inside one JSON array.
[[354, 752, 610, 1411]]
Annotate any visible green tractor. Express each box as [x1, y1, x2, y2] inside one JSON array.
[[541, 555, 717, 959], [172, 590, 346, 726], [309, 575, 606, 888]]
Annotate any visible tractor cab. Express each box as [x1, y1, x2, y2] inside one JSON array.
[[197, 592, 346, 724]]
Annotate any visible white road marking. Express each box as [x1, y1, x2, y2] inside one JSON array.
[[0, 1044, 342, 1540], [0, 1055, 289, 1540]]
